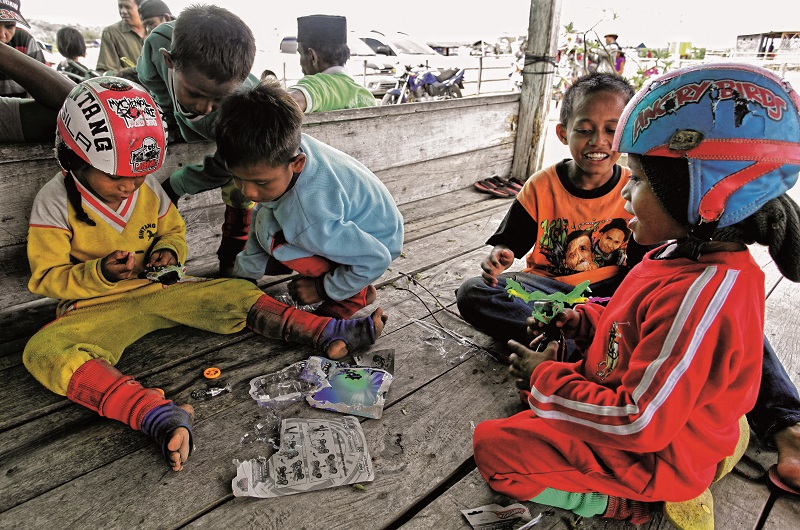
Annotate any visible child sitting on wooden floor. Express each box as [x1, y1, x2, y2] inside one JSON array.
[[473, 63, 800, 527], [23, 78, 385, 473]]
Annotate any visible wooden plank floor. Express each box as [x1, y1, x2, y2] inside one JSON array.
[[2, 184, 799, 528]]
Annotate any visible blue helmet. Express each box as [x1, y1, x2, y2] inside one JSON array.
[[614, 63, 800, 231]]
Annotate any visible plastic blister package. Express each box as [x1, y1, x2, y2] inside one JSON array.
[[247, 357, 349, 408]]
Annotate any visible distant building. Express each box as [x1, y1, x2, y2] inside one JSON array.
[[736, 30, 800, 58]]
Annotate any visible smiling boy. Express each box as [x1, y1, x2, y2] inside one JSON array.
[[457, 73, 641, 344]]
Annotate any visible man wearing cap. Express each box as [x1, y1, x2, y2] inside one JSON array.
[[138, 0, 172, 35], [288, 15, 376, 113], [596, 32, 621, 74], [0, 0, 46, 98], [97, 0, 145, 74]]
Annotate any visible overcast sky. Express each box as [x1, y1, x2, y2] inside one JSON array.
[[21, 0, 800, 50]]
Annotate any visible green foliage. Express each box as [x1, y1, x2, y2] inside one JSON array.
[[629, 48, 674, 91]]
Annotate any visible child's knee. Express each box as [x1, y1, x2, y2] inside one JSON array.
[[473, 420, 503, 470], [23, 335, 113, 396]]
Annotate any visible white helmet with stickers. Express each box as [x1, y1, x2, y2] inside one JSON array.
[[57, 76, 167, 177]]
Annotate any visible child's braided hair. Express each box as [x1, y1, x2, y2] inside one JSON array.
[[55, 133, 96, 227]]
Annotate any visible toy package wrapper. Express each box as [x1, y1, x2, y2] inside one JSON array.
[[232, 416, 374, 498], [306, 366, 393, 419]]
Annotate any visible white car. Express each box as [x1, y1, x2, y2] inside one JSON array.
[[358, 30, 461, 70]]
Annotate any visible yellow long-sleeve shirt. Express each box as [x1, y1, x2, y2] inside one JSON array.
[[28, 172, 187, 313]]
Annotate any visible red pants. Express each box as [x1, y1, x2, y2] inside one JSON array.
[[275, 240, 371, 320], [473, 409, 714, 503]]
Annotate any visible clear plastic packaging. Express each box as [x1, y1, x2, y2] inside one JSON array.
[[247, 357, 349, 409]]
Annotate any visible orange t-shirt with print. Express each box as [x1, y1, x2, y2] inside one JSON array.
[[516, 163, 633, 286]]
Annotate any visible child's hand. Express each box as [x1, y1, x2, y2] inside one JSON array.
[[526, 308, 582, 342], [507, 339, 558, 391], [147, 249, 178, 268], [101, 250, 136, 282], [481, 245, 515, 286], [288, 277, 322, 305]]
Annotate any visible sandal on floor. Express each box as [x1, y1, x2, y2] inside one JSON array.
[[487, 176, 523, 193], [768, 465, 800, 496], [474, 178, 514, 197]]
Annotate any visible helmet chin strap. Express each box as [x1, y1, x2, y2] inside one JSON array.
[[672, 219, 720, 261]]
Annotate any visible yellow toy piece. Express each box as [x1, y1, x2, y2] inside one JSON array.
[[664, 488, 714, 530], [663, 416, 749, 530]]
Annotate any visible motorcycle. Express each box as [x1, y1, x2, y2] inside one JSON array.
[[381, 64, 465, 105]]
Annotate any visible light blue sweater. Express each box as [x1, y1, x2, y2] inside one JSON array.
[[234, 134, 404, 300]]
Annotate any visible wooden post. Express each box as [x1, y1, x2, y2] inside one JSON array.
[[511, 0, 562, 181], [477, 56, 483, 95]]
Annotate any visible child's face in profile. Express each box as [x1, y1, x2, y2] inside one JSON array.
[[230, 155, 307, 203], [557, 89, 627, 183], [168, 61, 242, 116], [621, 155, 688, 245], [78, 166, 146, 208]]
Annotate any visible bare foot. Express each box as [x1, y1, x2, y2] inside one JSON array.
[[774, 422, 800, 491], [365, 284, 378, 306], [326, 308, 388, 360], [166, 404, 194, 472], [507, 339, 556, 391]]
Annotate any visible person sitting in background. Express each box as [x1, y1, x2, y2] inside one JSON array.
[[0, 0, 46, 98], [56, 27, 100, 82], [137, 0, 172, 34], [288, 15, 376, 113], [97, 0, 145, 74], [0, 40, 75, 142]]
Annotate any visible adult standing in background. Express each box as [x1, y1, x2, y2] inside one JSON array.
[[96, 0, 145, 74], [288, 15, 376, 113], [597, 32, 621, 74], [0, 0, 46, 98], [138, 0, 172, 35]]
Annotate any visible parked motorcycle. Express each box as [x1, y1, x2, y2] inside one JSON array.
[[381, 64, 465, 105]]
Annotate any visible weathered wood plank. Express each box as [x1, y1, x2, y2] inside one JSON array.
[[400, 468, 569, 530], [762, 491, 800, 529], [0, 312, 512, 528], [403, 456, 772, 530], [0, 95, 517, 249], [0, 248, 496, 511], [765, 277, 800, 390]]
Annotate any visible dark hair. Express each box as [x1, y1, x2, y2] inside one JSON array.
[[600, 218, 631, 242], [55, 133, 96, 226], [56, 27, 86, 60], [170, 4, 255, 84], [298, 42, 350, 67], [559, 72, 634, 126], [216, 82, 303, 169]]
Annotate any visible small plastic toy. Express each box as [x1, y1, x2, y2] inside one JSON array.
[[505, 279, 592, 360], [306, 367, 393, 419], [203, 367, 222, 379], [144, 264, 186, 285], [190, 382, 232, 400]]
